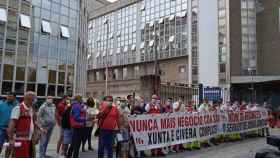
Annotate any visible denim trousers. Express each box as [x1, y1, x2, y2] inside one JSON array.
[[39, 126, 54, 158], [98, 129, 115, 158]]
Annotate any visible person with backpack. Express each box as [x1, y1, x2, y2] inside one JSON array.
[[67, 95, 86, 158]]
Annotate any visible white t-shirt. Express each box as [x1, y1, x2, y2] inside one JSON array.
[[172, 102, 185, 112], [10, 103, 34, 140]]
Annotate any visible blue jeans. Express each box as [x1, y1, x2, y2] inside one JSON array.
[[39, 126, 54, 158], [98, 129, 115, 158], [0, 127, 7, 154]]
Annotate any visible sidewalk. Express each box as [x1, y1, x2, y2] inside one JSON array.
[[0, 125, 99, 158], [44, 125, 99, 157]]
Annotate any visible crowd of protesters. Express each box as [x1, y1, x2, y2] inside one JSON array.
[[0, 92, 99, 158], [0, 91, 270, 158]]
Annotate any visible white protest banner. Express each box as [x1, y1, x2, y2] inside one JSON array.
[[222, 110, 268, 134], [128, 110, 268, 151]]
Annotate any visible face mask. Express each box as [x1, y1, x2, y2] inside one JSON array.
[[46, 99, 53, 104]]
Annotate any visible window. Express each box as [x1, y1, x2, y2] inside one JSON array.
[[16, 67, 25, 81], [37, 84, 46, 96], [123, 67, 127, 79], [58, 72, 65, 84], [169, 36, 175, 43], [149, 40, 155, 47], [3, 64, 14, 80], [123, 46, 128, 52], [41, 20, 51, 34], [27, 67, 36, 82], [116, 48, 121, 54], [2, 82, 12, 94], [131, 44, 136, 51], [0, 8, 7, 22], [169, 15, 175, 21], [179, 66, 186, 73], [57, 86, 64, 97], [109, 49, 113, 56], [96, 71, 100, 81], [47, 85, 55, 96], [20, 14, 31, 28], [60, 26, 70, 38], [48, 70, 56, 84], [96, 52, 100, 58], [134, 66, 139, 78], [140, 42, 145, 49], [159, 17, 164, 24], [15, 83, 24, 95], [27, 84, 35, 92], [219, 63, 226, 73]]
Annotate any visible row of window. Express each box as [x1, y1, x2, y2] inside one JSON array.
[[0, 8, 71, 38]]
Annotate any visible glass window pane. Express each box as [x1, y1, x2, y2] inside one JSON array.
[[27, 83, 35, 91], [58, 71, 65, 84], [3, 64, 14, 80], [15, 82, 24, 95], [41, 20, 51, 33], [60, 26, 70, 38], [20, 14, 31, 28], [0, 8, 7, 22], [57, 86, 64, 97], [37, 84, 46, 96], [48, 70, 56, 84], [47, 85, 55, 96], [16, 67, 25, 81], [2, 81, 12, 94], [27, 67, 36, 82]]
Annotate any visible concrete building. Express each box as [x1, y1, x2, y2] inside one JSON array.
[[87, 0, 220, 98], [218, 0, 280, 103], [87, 0, 280, 103], [0, 0, 87, 98]]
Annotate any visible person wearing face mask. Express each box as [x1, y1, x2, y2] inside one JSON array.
[[7, 91, 36, 158], [37, 96, 56, 158], [97, 96, 120, 158], [0, 92, 18, 156], [131, 97, 145, 115]]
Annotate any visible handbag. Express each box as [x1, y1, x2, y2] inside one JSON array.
[[94, 106, 112, 137]]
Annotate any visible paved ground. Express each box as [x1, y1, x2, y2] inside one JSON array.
[[2, 127, 280, 158]]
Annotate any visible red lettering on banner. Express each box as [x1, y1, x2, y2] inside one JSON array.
[[129, 119, 158, 132], [161, 117, 176, 129]]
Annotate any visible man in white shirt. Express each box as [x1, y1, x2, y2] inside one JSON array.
[[7, 91, 37, 158]]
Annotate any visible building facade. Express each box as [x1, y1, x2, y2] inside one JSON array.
[[88, 0, 280, 102], [0, 0, 87, 97], [218, 0, 280, 103], [87, 0, 203, 97]]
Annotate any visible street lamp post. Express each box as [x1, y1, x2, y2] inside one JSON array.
[[248, 67, 254, 103], [104, 19, 109, 96], [153, 32, 159, 77], [152, 30, 160, 96]]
